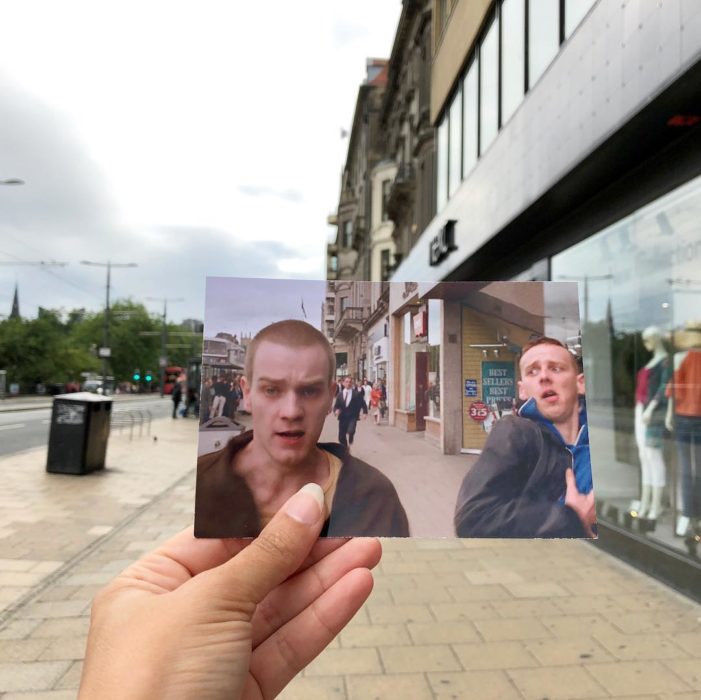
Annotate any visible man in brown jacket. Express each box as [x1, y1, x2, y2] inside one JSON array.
[[195, 319, 409, 538]]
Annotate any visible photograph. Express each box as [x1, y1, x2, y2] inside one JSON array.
[[194, 277, 596, 539]]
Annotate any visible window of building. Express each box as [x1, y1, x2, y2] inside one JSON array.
[[565, 0, 595, 38], [340, 296, 348, 314], [479, 15, 499, 154], [329, 255, 338, 272], [381, 179, 391, 221], [501, 0, 525, 125], [342, 221, 353, 248], [528, 0, 560, 88], [448, 85, 462, 198], [437, 116, 449, 211], [380, 248, 391, 282], [436, 0, 588, 208], [550, 172, 701, 563], [462, 57, 478, 178], [427, 299, 442, 419]]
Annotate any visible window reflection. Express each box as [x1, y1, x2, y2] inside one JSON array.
[[565, 0, 595, 38], [437, 117, 448, 211], [501, 0, 525, 124], [528, 0, 559, 88], [449, 86, 462, 198], [479, 16, 498, 153], [551, 174, 701, 559], [462, 58, 478, 177]]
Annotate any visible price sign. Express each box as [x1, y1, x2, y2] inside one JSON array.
[[468, 401, 489, 422]]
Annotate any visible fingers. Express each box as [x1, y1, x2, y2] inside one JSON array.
[[252, 537, 381, 646], [251, 567, 375, 698], [198, 484, 327, 606], [112, 528, 248, 594]]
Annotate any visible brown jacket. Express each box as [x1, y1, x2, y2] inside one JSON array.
[[195, 430, 410, 537]]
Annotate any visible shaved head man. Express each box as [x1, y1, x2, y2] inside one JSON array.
[[196, 320, 409, 538]]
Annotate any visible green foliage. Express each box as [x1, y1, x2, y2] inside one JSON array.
[[0, 300, 202, 389]]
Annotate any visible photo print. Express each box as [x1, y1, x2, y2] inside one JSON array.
[[194, 277, 596, 538]]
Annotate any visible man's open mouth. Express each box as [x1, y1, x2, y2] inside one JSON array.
[[276, 430, 305, 439], [541, 390, 558, 401]]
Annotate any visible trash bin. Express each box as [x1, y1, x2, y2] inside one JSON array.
[[46, 392, 112, 474]]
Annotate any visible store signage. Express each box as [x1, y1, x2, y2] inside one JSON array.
[[464, 379, 478, 397], [373, 337, 388, 364], [429, 219, 457, 266], [468, 401, 489, 422], [481, 361, 515, 408], [413, 309, 427, 338]]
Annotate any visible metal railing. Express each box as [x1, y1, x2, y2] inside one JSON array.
[[110, 407, 152, 440]]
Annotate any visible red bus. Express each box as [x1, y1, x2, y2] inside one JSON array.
[[163, 366, 184, 395]]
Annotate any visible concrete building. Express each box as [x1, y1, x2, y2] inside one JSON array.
[[389, 0, 701, 597]]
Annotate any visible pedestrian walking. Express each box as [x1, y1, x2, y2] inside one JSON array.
[[379, 378, 387, 421], [211, 376, 228, 418], [333, 375, 368, 447], [370, 382, 382, 425], [172, 381, 183, 419]]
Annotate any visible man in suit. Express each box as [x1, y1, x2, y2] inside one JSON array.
[[334, 375, 368, 447]]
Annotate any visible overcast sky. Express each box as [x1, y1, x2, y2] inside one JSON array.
[[204, 277, 327, 338], [0, 1, 402, 323]]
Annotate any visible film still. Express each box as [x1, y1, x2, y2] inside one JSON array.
[[194, 277, 595, 538]]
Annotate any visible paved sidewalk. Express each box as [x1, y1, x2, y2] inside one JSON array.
[[0, 418, 700, 698]]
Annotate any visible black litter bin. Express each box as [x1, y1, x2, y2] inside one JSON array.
[[46, 392, 112, 474]]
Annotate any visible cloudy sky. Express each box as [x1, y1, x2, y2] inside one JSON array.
[[0, 1, 402, 323], [204, 277, 327, 338]]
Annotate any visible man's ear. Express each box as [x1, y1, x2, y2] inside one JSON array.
[[577, 372, 585, 396], [517, 380, 528, 401], [240, 376, 252, 412]]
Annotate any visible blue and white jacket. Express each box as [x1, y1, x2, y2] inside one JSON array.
[[454, 397, 593, 538]]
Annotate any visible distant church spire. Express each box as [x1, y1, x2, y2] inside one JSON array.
[[9, 284, 20, 319]]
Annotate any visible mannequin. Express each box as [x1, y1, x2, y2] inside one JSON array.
[[631, 326, 669, 521], [665, 323, 701, 540]]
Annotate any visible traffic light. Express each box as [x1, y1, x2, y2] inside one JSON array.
[[132, 369, 141, 381], [145, 370, 153, 382]]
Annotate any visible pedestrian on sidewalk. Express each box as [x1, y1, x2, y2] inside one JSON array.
[[195, 320, 408, 538], [370, 381, 382, 425], [211, 375, 228, 418], [79, 483, 382, 700], [171, 380, 183, 419], [333, 375, 368, 447], [379, 378, 387, 421], [454, 337, 595, 538]]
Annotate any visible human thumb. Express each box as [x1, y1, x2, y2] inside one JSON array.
[[205, 483, 326, 607]]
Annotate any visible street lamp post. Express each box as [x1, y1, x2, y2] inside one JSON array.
[[81, 260, 138, 390], [146, 297, 184, 397]]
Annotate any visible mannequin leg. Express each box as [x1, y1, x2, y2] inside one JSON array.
[[645, 446, 666, 520], [633, 403, 651, 515], [638, 484, 651, 518]]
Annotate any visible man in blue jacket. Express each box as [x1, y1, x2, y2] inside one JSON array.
[[455, 337, 596, 538]]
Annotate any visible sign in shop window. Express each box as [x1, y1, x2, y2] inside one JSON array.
[[481, 361, 515, 409], [464, 379, 478, 397]]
